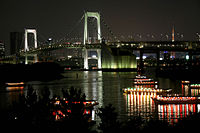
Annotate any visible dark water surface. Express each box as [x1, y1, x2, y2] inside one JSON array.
[[0, 71, 185, 122]]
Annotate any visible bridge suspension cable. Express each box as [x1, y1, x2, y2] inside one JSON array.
[[57, 15, 84, 44], [100, 13, 119, 42]]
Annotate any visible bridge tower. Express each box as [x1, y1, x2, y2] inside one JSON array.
[[24, 28, 38, 64], [25, 28, 37, 51], [83, 12, 102, 69]]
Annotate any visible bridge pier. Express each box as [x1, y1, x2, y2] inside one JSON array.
[[84, 48, 89, 69], [83, 48, 102, 70], [156, 50, 160, 67], [25, 54, 38, 64], [97, 49, 102, 69], [139, 50, 144, 73], [25, 55, 28, 65]]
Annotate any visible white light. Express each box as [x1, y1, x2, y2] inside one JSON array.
[[186, 55, 189, 60], [92, 110, 95, 120], [92, 55, 97, 58], [142, 56, 146, 59], [68, 55, 72, 59], [136, 57, 140, 60], [159, 57, 163, 60]]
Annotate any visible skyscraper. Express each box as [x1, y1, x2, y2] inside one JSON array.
[[10, 32, 23, 55]]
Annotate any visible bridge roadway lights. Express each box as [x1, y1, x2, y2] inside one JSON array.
[[83, 48, 102, 70]]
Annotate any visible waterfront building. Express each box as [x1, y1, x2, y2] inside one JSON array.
[[0, 41, 5, 58]]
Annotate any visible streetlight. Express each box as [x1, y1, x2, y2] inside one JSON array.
[[48, 38, 53, 45], [196, 33, 200, 41]]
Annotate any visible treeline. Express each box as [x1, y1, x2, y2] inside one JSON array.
[[0, 62, 63, 83]]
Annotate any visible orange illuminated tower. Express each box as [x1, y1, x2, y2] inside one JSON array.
[[172, 25, 175, 42], [171, 25, 175, 59]]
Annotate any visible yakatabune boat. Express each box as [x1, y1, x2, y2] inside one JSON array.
[[133, 75, 158, 85], [123, 87, 172, 94], [152, 96, 200, 104]]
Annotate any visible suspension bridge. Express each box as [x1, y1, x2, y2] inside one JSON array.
[[1, 11, 200, 70]]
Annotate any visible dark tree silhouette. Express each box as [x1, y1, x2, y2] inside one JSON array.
[[121, 116, 144, 133], [3, 86, 97, 133], [98, 104, 121, 133]]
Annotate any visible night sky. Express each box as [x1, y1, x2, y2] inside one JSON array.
[[1, 0, 200, 54]]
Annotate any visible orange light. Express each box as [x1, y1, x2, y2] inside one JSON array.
[[55, 101, 60, 105], [6, 86, 24, 91], [6, 82, 24, 86]]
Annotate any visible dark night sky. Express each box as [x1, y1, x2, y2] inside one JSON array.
[[1, 0, 200, 53]]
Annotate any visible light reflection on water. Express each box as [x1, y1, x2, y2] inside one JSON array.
[[124, 92, 157, 119], [1, 71, 199, 123], [158, 104, 200, 124]]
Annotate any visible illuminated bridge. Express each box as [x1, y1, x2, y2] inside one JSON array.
[[11, 40, 199, 71], [2, 11, 200, 70]]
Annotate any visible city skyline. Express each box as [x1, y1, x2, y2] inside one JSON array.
[[0, 0, 200, 53]]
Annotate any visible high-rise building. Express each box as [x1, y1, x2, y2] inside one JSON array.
[[0, 41, 5, 58], [10, 32, 23, 55]]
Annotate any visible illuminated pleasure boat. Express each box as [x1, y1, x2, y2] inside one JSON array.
[[123, 87, 172, 94], [54, 99, 99, 107], [5, 82, 25, 91], [152, 96, 200, 104], [52, 98, 99, 121], [133, 75, 158, 88], [182, 80, 200, 96], [6, 82, 24, 87]]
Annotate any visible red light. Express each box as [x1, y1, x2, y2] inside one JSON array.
[[67, 109, 71, 113], [53, 112, 56, 116]]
